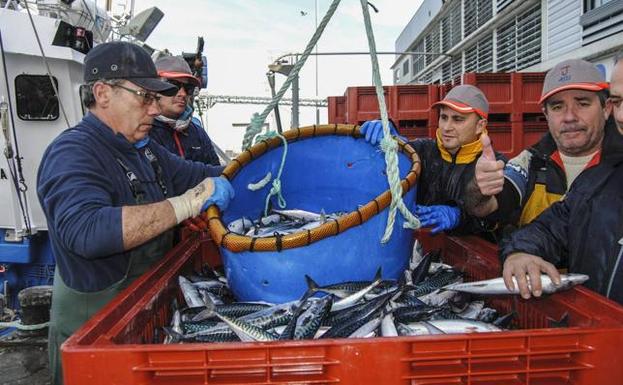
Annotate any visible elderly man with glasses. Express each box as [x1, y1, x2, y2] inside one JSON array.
[[150, 56, 221, 165], [37, 41, 234, 385]]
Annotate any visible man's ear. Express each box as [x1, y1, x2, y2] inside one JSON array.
[[604, 98, 613, 119], [476, 118, 487, 135], [92, 82, 111, 108]]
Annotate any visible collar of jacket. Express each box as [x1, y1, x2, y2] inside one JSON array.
[[435, 128, 486, 164], [600, 117, 623, 165], [84, 112, 136, 153]]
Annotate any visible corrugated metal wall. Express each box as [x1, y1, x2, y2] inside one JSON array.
[[546, 0, 582, 59]]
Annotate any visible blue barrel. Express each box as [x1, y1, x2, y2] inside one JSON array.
[[219, 131, 417, 303]]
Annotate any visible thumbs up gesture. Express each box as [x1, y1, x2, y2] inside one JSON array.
[[475, 134, 505, 196]]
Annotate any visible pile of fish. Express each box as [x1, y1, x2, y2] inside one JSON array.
[[227, 209, 343, 238], [162, 241, 522, 344]]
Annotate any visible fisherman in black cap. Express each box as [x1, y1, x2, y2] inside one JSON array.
[[37, 41, 234, 385]]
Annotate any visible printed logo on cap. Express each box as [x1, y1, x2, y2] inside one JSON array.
[[559, 65, 571, 82]]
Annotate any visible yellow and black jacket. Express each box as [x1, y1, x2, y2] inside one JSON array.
[[495, 130, 601, 226], [410, 129, 505, 235]]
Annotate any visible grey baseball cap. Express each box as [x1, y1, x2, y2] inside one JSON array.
[[432, 85, 489, 119], [155, 56, 201, 86], [540, 59, 609, 104], [84, 41, 177, 96]]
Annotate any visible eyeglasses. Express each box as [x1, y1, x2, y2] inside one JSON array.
[[104, 82, 161, 105], [166, 79, 197, 95]]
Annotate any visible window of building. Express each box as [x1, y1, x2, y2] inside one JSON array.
[[581, 0, 623, 45], [497, 0, 515, 13], [451, 54, 462, 80], [478, 34, 494, 72], [464, 0, 478, 37], [450, 1, 462, 47], [413, 40, 426, 76], [478, 0, 493, 28], [441, 16, 451, 52], [495, 3, 541, 71], [441, 60, 453, 84], [464, 44, 478, 73], [15, 75, 59, 121], [584, 0, 616, 11], [516, 4, 541, 70], [402, 59, 410, 76], [425, 25, 440, 67]]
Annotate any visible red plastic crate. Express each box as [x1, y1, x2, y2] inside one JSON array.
[[458, 72, 546, 118], [390, 85, 440, 123], [63, 233, 623, 385], [345, 86, 390, 124], [327, 96, 346, 124]]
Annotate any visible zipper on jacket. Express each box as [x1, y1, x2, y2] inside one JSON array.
[[606, 237, 623, 298]]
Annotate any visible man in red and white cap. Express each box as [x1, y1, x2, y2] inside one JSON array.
[[361, 84, 504, 236], [150, 56, 221, 166], [465, 58, 612, 227], [497, 57, 623, 303]]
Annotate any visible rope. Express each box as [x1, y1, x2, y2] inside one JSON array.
[[0, 320, 50, 331], [359, 0, 420, 243], [251, 131, 289, 216], [241, 0, 341, 150], [241, 0, 342, 215]]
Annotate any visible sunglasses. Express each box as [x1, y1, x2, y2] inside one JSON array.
[[104, 82, 161, 105], [166, 79, 197, 95]]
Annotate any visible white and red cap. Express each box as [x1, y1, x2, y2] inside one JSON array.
[[154, 56, 201, 87], [539, 59, 609, 104], [432, 85, 489, 119]]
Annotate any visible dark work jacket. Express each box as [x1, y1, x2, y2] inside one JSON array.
[[500, 123, 623, 304], [150, 118, 221, 166], [410, 135, 505, 236], [37, 113, 224, 292]]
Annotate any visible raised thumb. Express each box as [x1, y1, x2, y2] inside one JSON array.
[[480, 134, 495, 161]]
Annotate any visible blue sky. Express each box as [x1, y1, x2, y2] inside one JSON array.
[[132, 0, 423, 152]]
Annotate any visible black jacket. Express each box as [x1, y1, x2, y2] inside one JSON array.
[[500, 123, 623, 304], [150, 118, 221, 166], [410, 137, 505, 236]]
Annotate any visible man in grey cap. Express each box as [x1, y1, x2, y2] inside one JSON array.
[[151, 56, 221, 165], [361, 84, 504, 235], [497, 56, 623, 303], [38, 41, 234, 384], [465, 59, 611, 228]]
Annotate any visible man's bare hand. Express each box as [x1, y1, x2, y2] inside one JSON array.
[[503, 252, 561, 299], [475, 134, 505, 196]]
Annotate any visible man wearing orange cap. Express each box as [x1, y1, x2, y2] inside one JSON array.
[[497, 56, 623, 304], [465, 59, 611, 227], [361, 84, 504, 235], [151, 56, 221, 165]]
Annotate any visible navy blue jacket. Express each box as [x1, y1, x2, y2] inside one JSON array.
[[500, 124, 623, 304], [37, 113, 223, 292], [150, 118, 221, 166]]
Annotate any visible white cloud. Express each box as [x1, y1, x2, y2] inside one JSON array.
[[132, 0, 423, 152]]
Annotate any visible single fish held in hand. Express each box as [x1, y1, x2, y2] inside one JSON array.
[[443, 274, 589, 295]]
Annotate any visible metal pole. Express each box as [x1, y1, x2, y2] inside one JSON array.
[[292, 67, 300, 128], [266, 71, 283, 133], [314, 0, 319, 125]]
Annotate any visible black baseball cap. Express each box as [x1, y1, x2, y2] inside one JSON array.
[[84, 41, 178, 96]]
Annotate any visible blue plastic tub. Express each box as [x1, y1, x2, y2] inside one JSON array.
[[220, 133, 417, 303]]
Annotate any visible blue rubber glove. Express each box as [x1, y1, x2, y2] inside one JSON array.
[[201, 177, 235, 212], [415, 205, 461, 235], [360, 119, 398, 145]]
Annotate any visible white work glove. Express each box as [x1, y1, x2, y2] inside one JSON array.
[[167, 177, 234, 224]]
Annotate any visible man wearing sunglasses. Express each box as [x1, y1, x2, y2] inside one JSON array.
[[37, 41, 234, 385], [150, 56, 221, 166]]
